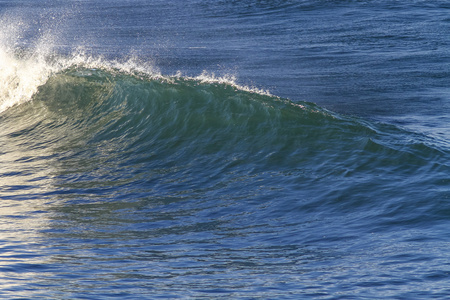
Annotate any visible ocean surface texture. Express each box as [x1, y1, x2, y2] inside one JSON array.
[[0, 1, 449, 299]]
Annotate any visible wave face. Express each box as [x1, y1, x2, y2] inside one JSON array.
[[1, 63, 448, 216], [3, 65, 446, 201], [1, 62, 449, 298]]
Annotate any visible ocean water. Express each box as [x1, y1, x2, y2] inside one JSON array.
[[0, 0, 449, 298]]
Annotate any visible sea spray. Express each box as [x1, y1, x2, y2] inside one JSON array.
[[0, 11, 61, 112]]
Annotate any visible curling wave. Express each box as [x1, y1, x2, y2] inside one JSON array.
[[1, 64, 448, 217]]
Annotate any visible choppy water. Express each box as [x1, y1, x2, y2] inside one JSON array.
[[0, 1, 449, 299]]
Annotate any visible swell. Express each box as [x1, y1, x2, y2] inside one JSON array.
[[1, 67, 448, 225]]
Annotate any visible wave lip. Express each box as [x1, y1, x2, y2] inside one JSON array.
[[0, 48, 55, 112], [0, 42, 163, 113]]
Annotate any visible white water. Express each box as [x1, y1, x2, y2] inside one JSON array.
[[0, 9, 271, 114]]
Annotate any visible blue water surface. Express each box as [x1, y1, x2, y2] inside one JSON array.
[[0, 0, 449, 299]]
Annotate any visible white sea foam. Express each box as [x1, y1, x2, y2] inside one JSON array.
[[0, 11, 60, 113], [171, 70, 273, 97], [0, 40, 273, 114], [0, 37, 160, 113], [0, 13, 271, 113], [0, 47, 55, 112]]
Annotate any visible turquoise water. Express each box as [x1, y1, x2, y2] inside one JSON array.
[[0, 1, 449, 298]]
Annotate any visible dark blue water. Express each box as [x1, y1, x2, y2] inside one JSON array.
[[0, 1, 449, 298]]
